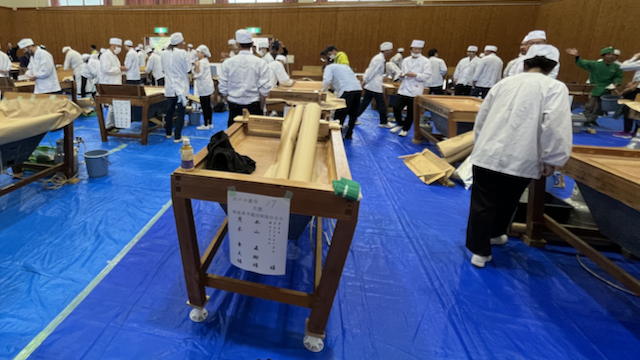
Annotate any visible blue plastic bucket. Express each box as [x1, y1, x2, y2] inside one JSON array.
[[601, 95, 621, 112], [84, 150, 111, 178], [188, 111, 202, 126]]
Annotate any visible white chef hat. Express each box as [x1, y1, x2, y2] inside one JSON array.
[[522, 34, 530, 43], [258, 39, 269, 49], [62, 46, 71, 53], [614, 49, 621, 56], [188, 44, 193, 48], [109, 38, 122, 46], [196, 45, 211, 58], [380, 42, 393, 51], [527, 30, 547, 41], [170, 32, 184, 46], [276, 54, 287, 63], [228, 39, 237, 45], [146, 47, 153, 54], [484, 45, 498, 52], [523, 44, 560, 63], [410, 40, 425, 48], [235, 29, 252, 45], [18, 38, 34, 49], [100, 48, 107, 54], [137, 43, 143, 48], [81, 53, 90, 61], [124, 40, 133, 47], [397, 48, 404, 52], [467, 45, 478, 52]]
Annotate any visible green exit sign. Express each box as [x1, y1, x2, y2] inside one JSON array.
[[246, 27, 261, 34], [154, 27, 168, 34]]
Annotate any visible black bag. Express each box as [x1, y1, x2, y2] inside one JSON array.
[[205, 131, 256, 174], [213, 101, 227, 113]]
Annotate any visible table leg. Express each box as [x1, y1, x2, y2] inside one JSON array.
[[522, 178, 547, 248], [96, 101, 108, 142], [173, 196, 208, 308], [141, 101, 150, 146], [447, 116, 456, 139], [307, 210, 359, 337], [63, 122, 75, 178], [412, 102, 422, 144]]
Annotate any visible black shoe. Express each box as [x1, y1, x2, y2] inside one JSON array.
[[344, 135, 353, 140], [591, 120, 600, 127]]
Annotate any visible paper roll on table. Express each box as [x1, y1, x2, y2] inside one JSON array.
[[289, 104, 321, 182]]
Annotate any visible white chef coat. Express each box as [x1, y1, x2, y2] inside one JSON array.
[[187, 49, 198, 63], [80, 58, 98, 93], [397, 55, 431, 97], [30, 48, 61, 94], [390, 52, 403, 70], [63, 50, 85, 75], [472, 53, 503, 88], [219, 50, 271, 105], [125, 49, 140, 81], [362, 52, 386, 93], [268, 60, 294, 89], [86, 56, 100, 86], [453, 56, 478, 86], [503, 56, 520, 78], [426, 56, 447, 88], [508, 55, 560, 79], [321, 63, 362, 97], [162, 48, 191, 98], [193, 57, 214, 97], [470, 72, 572, 179], [0, 51, 11, 77], [620, 56, 640, 88], [146, 53, 164, 80], [100, 50, 123, 85], [138, 51, 147, 68], [262, 53, 275, 64]]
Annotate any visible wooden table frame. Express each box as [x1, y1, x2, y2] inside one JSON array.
[[567, 84, 596, 105], [171, 121, 359, 340], [267, 81, 327, 113], [413, 95, 480, 144], [95, 84, 166, 146], [521, 146, 640, 296], [0, 77, 77, 102]]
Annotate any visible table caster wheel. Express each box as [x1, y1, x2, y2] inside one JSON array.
[[303, 336, 324, 353], [189, 308, 208, 323]]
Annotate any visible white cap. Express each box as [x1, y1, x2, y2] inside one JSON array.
[[196, 44, 211, 58], [170, 32, 184, 46], [527, 30, 547, 41], [124, 40, 133, 47], [18, 38, 35, 49], [614, 49, 621, 56], [137, 43, 143, 48], [228, 39, 237, 45], [467, 45, 478, 52], [484, 45, 498, 52], [81, 53, 90, 61], [410, 40, 425, 48], [380, 42, 393, 51], [236, 29, 253, 45], [276, 54, 287, 63], [523, 44, 560, 63], [100, 48, 107, 54], [146, 47, 153, 54], [188, 43, 193, 48], [62, 46, 71, 53], [398, 48, 404, 52], [258, 39, 269, 49], [109, 38, 122, 46]]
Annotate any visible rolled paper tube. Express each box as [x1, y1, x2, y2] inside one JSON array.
[[265, 107, 297, 178], [289, 103, 321, 182], [437, 131, 474, 158], [275, 105, 306, 179]]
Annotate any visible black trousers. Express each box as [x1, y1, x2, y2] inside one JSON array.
[[335, 90, 361, 139], [357, 90, 388, 124], [228, 101, 262, 127], [470, 86, 491, 99], [156, 78, 165, 86], [200, 95, 212, 126], [623, 88, 640, 133], [466, 166, 531, 257], [81, 76, 89, 98], [455, 84, 472, 96], [165, 96, 186, 139], [392, 94, 415, 132], [126, 79, 140, 85], [429, 86, 445, 95]]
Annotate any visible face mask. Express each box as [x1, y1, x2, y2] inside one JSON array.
[[411, 52, 420, 58], [321, 58, 326, 63], [329, 54, 336, 60], [114, 47, 122, 55]]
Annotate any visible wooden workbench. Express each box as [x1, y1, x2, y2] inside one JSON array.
[[95, 84, 167, 146], [291, 70, 323, 81], [0, 78, 77, 102], [522, 146, 640, 296], [267, 81, 326, 112], [171, 117, 359, 351], [413, 95, 482, 144]]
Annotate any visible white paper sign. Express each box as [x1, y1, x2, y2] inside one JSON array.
[[113, 99, 131, 129], [227, 191, 291, 275]]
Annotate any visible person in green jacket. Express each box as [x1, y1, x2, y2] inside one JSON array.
[[566, 46, 624, 126], [326, 45, 350, 67]]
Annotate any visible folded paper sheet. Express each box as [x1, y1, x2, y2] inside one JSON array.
[[0, 97, 82, 146], [401, 149, 455, 185]]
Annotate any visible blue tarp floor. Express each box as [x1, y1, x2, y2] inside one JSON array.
[[1, 106, 640, 360]]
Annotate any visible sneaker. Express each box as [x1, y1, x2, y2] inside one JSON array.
[[390, 126, 402, 133], [399, 130, 408, 137], [471, 254, 493, 268], [613, 131, 633, 139], [196, 125, 209, 130], [166, 132, 174, 139], [379, 123, 395, 129], [490, 235, 508, 245], [208, 125, 214, 129], [355, 121, 362, 125], [173, 137, 183, 143]]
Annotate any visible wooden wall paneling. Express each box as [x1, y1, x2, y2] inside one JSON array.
[[0, 7, 12, 47]]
